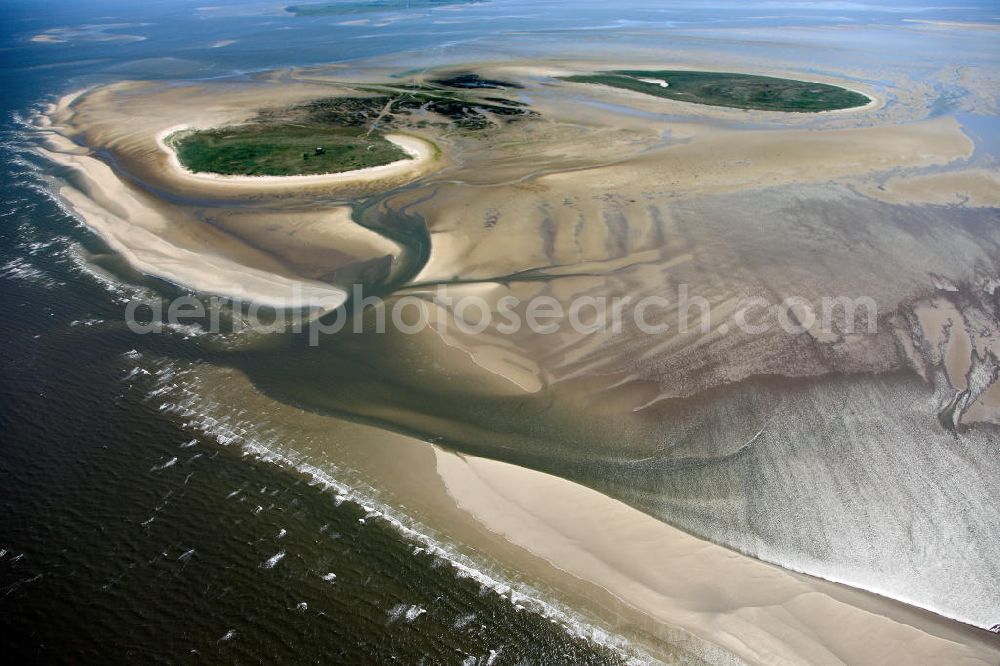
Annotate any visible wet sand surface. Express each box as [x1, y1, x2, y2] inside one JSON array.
[[159, 362, 1000, 665], [32, 34, 1000, 663]]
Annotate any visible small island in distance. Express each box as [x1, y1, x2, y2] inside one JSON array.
[[562, 70, 872, 112]]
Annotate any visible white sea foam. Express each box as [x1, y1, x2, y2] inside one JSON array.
[[387, 603, 425, 623], [150, 456, 178, 472], [0, 256, 62, 289], [452, 613, 476, 629], [261, 550, 286, 569]]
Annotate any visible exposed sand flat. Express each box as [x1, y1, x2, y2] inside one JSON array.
[[204, 207, 401, 281], [37, 116, 352, 308], [540, 116, 972, 200], [858, 168, 1000, 208], [34, 84, 438, 306], [409, 116, 973, 288], [51, 177, 348, 309], [32, 59, 1000, 653], [179, 361, 1000, 664], [434, 449, 1000, 665], [417, 285, 546, 394]]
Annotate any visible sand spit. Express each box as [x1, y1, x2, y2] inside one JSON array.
[[434, 449, 1000, 665], [43, 144, 349, 309]]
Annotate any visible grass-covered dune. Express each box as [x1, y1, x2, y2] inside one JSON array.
[[562, 70, 871, 112], [170, 125, 409, 177]]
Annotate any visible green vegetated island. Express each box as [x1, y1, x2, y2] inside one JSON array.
[[562, 70, 871, 112], [168, 73, 532, 177], [286, 0, 480, 17]]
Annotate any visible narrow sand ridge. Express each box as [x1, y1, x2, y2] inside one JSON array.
[[37, 112, 353, 308], [858, 168, 1000, 208]]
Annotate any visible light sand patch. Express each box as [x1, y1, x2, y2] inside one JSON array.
[[203, 206, 401, 281], [47, 83, 443, 201], [55, 181, 347, 309], [178, 361, 1000, 664], [419, 285, 546, 394], [37, 118, 349, 308], [435, 449, 1000, 665], [31, 26, 146, 44], [858, 168, 1000, 208], [636, 77, 670, 88], [540, 116, 972, 200]]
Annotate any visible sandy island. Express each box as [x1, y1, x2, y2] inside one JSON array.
[[157, 126, 436, 189]]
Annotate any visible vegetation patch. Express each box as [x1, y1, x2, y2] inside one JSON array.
[[430, 73, 522, 90], [561, 70, 870, 112], [170, 125, 409, 177], [169, 72, 535, 176], [292, 84, 536, 131]]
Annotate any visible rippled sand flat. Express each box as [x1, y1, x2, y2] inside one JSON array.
[[33, 42, 1000, 663]]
